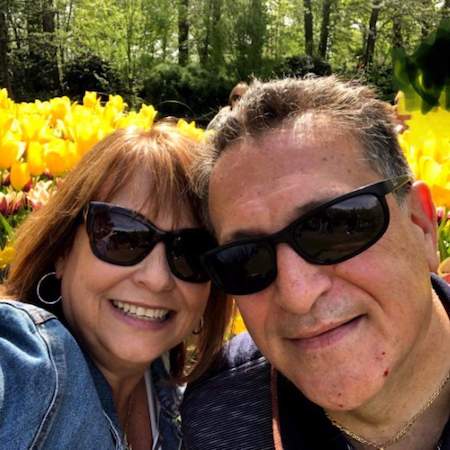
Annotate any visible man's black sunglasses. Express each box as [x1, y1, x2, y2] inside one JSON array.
[[84, 201, 215, 283], [202, 175, 412, 295]]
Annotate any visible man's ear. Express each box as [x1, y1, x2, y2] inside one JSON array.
[[408, 181, 439, 272]]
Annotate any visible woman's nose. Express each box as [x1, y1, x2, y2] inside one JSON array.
[[131, 243, 175, 292]]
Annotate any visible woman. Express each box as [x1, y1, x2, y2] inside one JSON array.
[[1, 123, 232, 449]]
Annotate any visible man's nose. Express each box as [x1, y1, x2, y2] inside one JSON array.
[[273, 243, 332, 315]]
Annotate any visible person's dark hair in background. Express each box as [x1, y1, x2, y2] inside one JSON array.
[[207, 81, 249, 131]]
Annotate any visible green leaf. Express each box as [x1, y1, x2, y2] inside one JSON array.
[[0, 213, 13, 238]]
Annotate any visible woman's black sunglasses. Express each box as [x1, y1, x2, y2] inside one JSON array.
[[84, 201, 215, 283], [201, 175, 412, 295]]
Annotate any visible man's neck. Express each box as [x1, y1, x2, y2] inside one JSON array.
[[326, 292, 450, 450]]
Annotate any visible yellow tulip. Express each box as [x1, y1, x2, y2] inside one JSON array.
[[65, 141, 80, 171], [0, 244, 15, 268], [176, 119, 205, 141], [38, 125, 57, 144], [74, 125, 103, 157], [0, 112, 14, 139], [0, 134, 21, 169], [0, 88, 14, 111], [83, 91, 99, 109], [44, 139, 68, 176], [107, 95, 126, 113], [230, 311, 247, 335], [138, 104, 157, 129], [19, 115, 47, 142], [10, 162, 31, 190], [115, 112, 144, 129], [27, 141, 46, 176], [430, 185, 450, 209], [49, 96, 72, 123]]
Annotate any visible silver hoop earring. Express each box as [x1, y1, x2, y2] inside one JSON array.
[[192, 317, 204, 335], [36, 272, 62, 305]]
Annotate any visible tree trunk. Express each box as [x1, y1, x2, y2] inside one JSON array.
[[199, 1, 212, 65], [0, 5, 12, 97], [442, 0, 449, 18], [178, 0, 189, 66], [420, 0, 432, 38], [210, 0, 223, 66], [392, 14, 403, 49], [318, 0, 332, 59], [362, 1, 381, 69], [303, 0, 314, 56], [42, 0, 61, 92]]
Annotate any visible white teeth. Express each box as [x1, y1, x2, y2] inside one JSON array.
[[112, 300, 169, 321]]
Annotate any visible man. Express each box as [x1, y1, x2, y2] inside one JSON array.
[[182, 77, 450, 450]]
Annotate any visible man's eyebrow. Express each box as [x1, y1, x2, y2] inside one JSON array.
[[222, 196, 337, 244]]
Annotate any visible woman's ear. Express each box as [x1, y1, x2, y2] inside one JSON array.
[[55, 255, 66, 279], [408, 181, 439, 271]]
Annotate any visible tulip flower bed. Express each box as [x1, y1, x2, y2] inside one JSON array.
[[0, 88, 449, 291], [0, 89, 206, 270], [395, 94, 450, 280]]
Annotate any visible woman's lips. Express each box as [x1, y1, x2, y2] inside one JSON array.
[[108, 298, 174, 330], [288, 315, 364, 351]]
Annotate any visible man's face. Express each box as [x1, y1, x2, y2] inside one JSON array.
[[208, 119, 438, 411]]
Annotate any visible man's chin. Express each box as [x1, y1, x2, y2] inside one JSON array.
[[286, 369, 384, 412]]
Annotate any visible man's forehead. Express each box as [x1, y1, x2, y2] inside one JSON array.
[[211, 121, 367, 185], [208, 122, 377, 241]]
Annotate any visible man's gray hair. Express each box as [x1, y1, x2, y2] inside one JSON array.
[[194, 76, 413, 225]]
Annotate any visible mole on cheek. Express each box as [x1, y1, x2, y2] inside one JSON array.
[[383, 369, 389, 377]]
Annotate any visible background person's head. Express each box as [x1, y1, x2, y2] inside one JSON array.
[[228, 82, 249, 110], [5, 123, 232, 380], [195, 76, 440, 411]]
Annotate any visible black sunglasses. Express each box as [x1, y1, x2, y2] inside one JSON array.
[[84, 201, 215, 283], [202, 175, 412, 295]]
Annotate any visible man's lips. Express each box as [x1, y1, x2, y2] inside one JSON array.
[[287, 315, 364, 350]]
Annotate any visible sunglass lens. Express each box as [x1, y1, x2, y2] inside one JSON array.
[[167, 230, 215, 282], [294, 194, 387, 264], [205, 242, 276, 295], [91, 209, 155, 266]]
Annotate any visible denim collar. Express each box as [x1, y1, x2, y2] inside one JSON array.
[[84, 354, 182, 450]]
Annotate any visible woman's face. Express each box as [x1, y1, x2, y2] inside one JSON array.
[[56, 170, 210, 376]]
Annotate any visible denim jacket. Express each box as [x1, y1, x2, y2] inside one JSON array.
[[0, 300, 182, 450]]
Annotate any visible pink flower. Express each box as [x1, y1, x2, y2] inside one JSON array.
[[26, 180, 54, 210], [0, 191, 26, 216]]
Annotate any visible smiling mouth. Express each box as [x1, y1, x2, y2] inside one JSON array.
[[111, 300, 171, 322], [290, 315, 364, 350]]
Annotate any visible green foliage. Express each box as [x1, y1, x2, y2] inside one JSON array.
[[272, 55, 332, 78], [393, 18, 450, 112], [10, 43, 60, 101], [231, 0, 268, 79], [63, 55, 124, 101], [140, 62, 233, 124], [2, 0, 448, 113], [359, 64, 397, 102], [439, 213, 450, 261]]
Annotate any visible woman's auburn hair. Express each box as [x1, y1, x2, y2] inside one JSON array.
[[4, 122, 233, 382]]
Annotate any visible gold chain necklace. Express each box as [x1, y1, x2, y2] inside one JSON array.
[[325, 370, 450, 450]]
